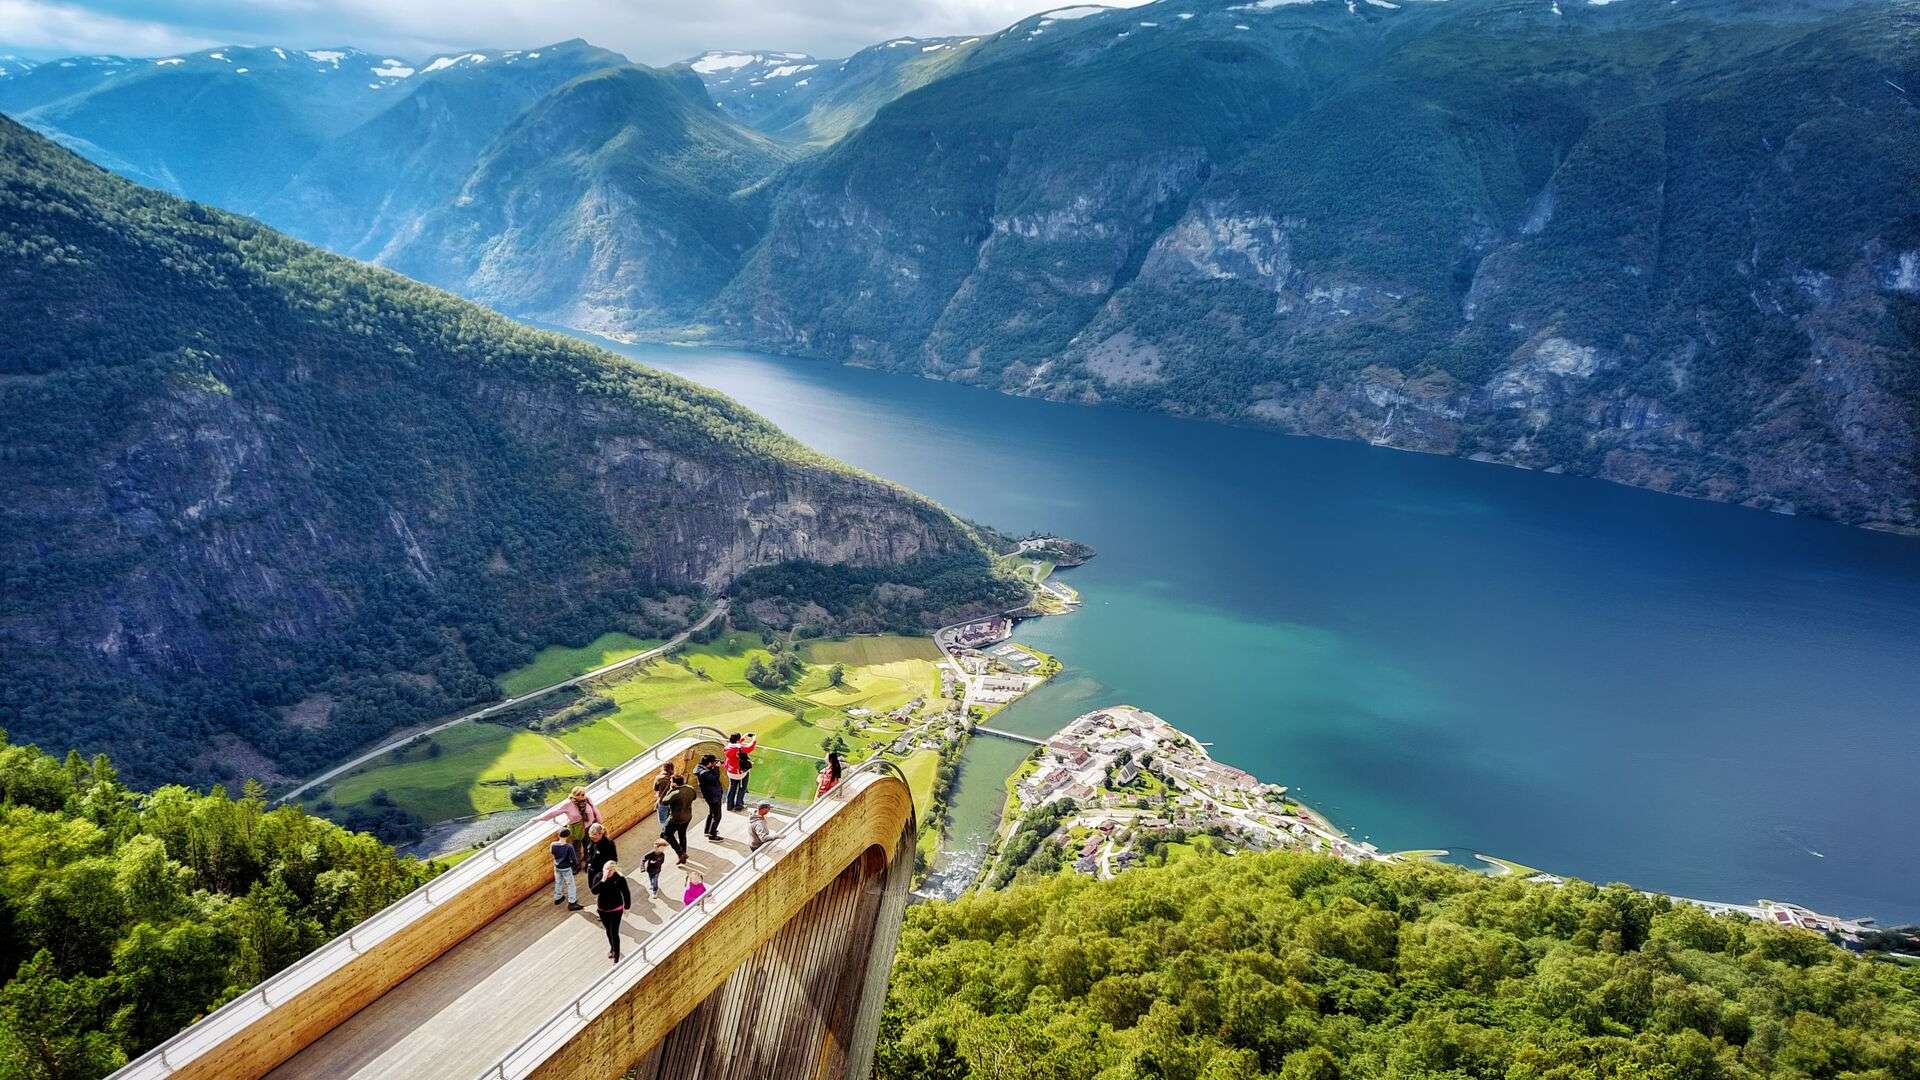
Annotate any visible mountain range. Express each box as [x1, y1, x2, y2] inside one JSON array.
[[0, 116, 1011, 787], [3, 0, 1917, 532]]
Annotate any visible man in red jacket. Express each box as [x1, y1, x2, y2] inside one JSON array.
[[723, 731, 757, 811]]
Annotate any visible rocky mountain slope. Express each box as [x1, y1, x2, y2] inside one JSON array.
[[0, 117, 1009, 786], [260, 40, 628, 259], [716, 0, 1920, 529], [383, 64, 790, 334], [684, 35, 979, 145]]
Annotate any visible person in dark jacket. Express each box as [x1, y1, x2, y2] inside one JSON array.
[[585, 822, 617, 888], [660, 775, 697, 864], [641, 840, 667, 898], [589, 861, 632, 962], [549, 827, 582, 910], [693, 753, 725, 841]]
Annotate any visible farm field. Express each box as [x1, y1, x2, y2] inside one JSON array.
[[494, 632, 663, 697], [311, 630, 957, 850]]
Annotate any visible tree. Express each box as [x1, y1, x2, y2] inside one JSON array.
[[0, 952, 125, 1080], [829, 664, 847, 688]]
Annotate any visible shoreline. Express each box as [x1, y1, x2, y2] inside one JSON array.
[[973, 702, 1884, 941]]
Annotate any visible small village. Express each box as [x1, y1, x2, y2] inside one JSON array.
[[984, 706, 1886, 946], [993, 705, 1391, 882]]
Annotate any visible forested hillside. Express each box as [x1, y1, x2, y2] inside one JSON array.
[[881, 851, 1920, 1079], [383, 64, 789, 334], [0, 118, 1013, 788], [718, 0, 1920, 530], [0, 734, 434, 1077]]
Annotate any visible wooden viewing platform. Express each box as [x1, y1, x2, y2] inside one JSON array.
[[112, 729, 917, 1080]]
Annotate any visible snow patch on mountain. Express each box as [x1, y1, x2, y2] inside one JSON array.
[[692, 52, 761, 73], [305, 50, 346, 65]]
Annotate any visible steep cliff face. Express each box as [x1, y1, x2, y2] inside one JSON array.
[[716, 0, 1920, 529], [0, 117, 998, 785]]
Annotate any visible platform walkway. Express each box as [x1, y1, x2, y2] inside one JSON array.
[[270, 805, 782, 1079]]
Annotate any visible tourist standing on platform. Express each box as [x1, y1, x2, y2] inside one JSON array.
[[816, 751, 844, 798], [549, 827, 582, 910], [660, 774, 697, 864], [539, 785, 602, 868], [694, 752, 725, 840], [652, 762, 677, 827], [585, 821, 617, 888], [682, 870, 707, 906], [590, 861, 631, 962], [642, 840, 667, 898], [748, 802, 775, 850], [724, 732, 756, 810]]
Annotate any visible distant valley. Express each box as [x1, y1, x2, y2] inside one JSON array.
[[0, 117, 1015, 788], [5, 0, 1917, 533]]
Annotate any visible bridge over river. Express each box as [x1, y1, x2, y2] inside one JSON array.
[[112, 729, 916, 1080], [973, 725, 1045, 746]]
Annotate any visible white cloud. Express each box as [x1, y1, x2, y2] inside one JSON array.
[[0, 0, 1157, 64], [0, 0, 221, 56]]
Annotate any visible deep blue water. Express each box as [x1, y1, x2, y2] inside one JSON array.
[[587, 336, 1920, 922]]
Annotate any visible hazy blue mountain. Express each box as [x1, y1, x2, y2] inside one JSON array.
[[383, 64, 790, 334], [260, 40, 628, 258], [716, 0, 1920, 529], [9, 46, 414, 208], [0, 116, 1005, 785], [684, 35, 978, 145]]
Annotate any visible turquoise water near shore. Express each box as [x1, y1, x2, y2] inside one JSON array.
[[585, 336, 1920, 921]]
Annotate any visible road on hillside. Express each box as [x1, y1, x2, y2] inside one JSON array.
[[273, 600, 730, 805]]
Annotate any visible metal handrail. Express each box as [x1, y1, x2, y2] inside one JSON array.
[[111, 726, 729, 1080], [480, 756, 914, 1080]]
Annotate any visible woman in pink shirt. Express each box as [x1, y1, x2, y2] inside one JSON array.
[[815, 751, 844, 798], [539, 785, 602, 869]]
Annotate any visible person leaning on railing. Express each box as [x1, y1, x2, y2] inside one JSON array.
[[538, 785, 603, 870]]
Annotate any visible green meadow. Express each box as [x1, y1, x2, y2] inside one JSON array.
[[494, 631, 663, 697], [312, 631, 955, 849]]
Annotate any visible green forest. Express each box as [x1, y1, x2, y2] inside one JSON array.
[[880, 852, 1920, 1080], [0, 733, 435, 1078]]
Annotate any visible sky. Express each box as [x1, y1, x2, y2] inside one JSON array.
[[0, 0, 1154, 63]]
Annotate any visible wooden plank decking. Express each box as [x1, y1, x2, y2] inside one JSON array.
[[269, 805, 784, 1080]]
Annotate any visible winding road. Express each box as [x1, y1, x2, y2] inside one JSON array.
[[273, 601, 730, 805]]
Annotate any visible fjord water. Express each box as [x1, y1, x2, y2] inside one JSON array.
[[593, 338, 1920, 921]]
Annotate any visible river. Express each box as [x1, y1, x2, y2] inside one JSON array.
[[582, 336, 1920, 922]]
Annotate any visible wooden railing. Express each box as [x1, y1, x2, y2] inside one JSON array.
[[111, 727, 727, 1080], [481, 758, 917, 1080]]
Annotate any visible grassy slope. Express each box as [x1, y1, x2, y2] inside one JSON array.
[[315, 632, 954, 829], [494, 631, 663, 697]]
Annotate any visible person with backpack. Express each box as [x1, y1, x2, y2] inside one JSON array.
[[651, 762, 677, 828], [549, 827, 582, 911], [589, 861, 632, 963], [693, 752, 725, 841], [660, 774, 697, 864], [724, 731, 757, 811]]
